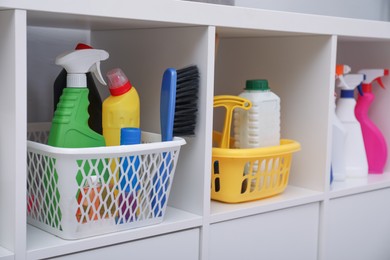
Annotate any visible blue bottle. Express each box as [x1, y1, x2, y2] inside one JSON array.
[[118, 128, 141, 223]]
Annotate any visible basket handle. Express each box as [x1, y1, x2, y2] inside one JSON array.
[[213, 95, 252, 149]]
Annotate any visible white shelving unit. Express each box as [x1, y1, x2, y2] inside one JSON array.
[[1, 1, 390, 259]]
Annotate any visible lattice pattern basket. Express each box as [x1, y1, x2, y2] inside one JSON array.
[[212, 131, 300, 203], [211, 95, 301, 203], [27, 123, 185, 239]]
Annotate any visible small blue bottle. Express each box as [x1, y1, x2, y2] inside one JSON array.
[[118, 127, 141, 223]]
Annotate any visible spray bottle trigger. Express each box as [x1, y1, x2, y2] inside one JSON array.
[[376, 78, 386, 89], [90, 62, 106, 85]]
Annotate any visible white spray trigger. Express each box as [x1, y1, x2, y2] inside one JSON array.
[[358, 69, 386, 84], [55, 49, 109, 88], [91, 62, 106, 85], [337, 74, 364, 90], [338, 75, 348, 89]]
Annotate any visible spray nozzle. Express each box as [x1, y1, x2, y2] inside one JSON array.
[[335, 64, 352, 92], [358, 69, 389, 92], [336, 64, 351, 77], [337, 74, 365, 97], [55, 49, 109, 87]]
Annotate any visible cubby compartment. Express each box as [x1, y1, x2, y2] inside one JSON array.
[[331, 39, 390, 197], [209, 203, 320, 260], [91, 25, 215, 217], [48, 228, 200, 260], [210, 31, 333, 221], [31, 227, 200, 260], [326, 188, 390, 260], [24, 15, 211, 259]]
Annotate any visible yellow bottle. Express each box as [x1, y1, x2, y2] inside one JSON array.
[[103, 68, 140, 146]]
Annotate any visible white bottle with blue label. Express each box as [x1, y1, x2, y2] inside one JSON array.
[[335, 74, 368, 178]]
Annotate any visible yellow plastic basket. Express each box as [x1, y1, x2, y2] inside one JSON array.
[[211, 95, 301, 203]]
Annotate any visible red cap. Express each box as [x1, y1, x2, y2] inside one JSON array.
[[106, 68, 132, 96], [75, 43, 93, 50]]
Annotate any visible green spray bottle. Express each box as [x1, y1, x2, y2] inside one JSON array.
[[46, 49, 109, 227], [48, 48, 109, 148]]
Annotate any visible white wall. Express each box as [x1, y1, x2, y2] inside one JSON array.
[[27, 27, 90, 123], [235, 0, 390, 21]]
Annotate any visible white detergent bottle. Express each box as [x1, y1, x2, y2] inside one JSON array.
[[336, 74, 368, 178], [332, 92, 348, 181], [233, 79, 280, 149], [331, 64, 350, 182]]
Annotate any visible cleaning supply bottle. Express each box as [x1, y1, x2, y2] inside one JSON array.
[[355, 69, 389, 174], [336, 73, 368, 178], [331, 92, 348, 181], [331, 64, 350, 181], [102, 68, 140, 146], [48, 48, 109, 148], [53, 43, 103, 134], [118, 127, 141, 223], [233, 79, 280, 149]]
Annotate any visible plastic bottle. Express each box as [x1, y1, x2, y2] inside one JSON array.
[[48, 48, 108, 148], [102, 68, 140, 146], [355, 69, 389, 174], [118, 127, 141, 223], [331, 64, 349, 181], [53, 43, 103, 134], [76, 175, 102, 223], [332, 92, 348, 181], [335, 73, 368, 178], [233, 79, 280, 149]]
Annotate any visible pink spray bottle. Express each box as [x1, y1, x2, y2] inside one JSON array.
[[355, 69, 389, 173]]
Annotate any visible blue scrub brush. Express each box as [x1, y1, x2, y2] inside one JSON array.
[[160, 65, 199, 140], [151, 68, 177, 217], [151, 66, 199, 217], [173, 65, 199, 136]]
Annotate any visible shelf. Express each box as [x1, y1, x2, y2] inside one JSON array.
[[330, 172, 390, 199], [1, 0, 390, 39], [210, 185, 324, 224], [0, 247, 13, 260], [26, 207, 202, 260], [2, 2, 390, 259]]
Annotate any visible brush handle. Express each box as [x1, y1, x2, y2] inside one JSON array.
[[160, 68, 177, 142]]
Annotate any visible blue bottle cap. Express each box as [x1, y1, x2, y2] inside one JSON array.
[[120, 128, 141, 145]]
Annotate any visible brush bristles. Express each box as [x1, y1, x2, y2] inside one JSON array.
[[173, 65, 199, 136]]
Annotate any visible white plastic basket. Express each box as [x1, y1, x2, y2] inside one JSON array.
[[27, 123, 186, 240]]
